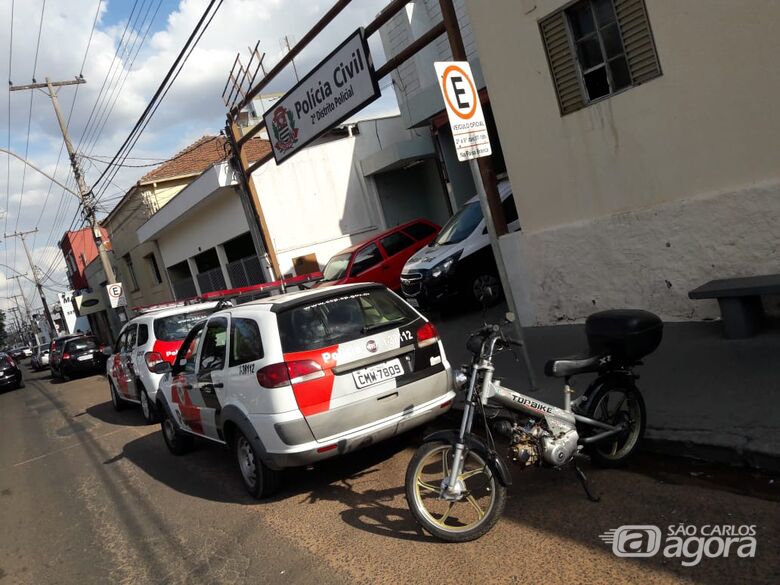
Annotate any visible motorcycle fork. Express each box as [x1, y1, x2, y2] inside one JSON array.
[[446, 361, 494, 496]]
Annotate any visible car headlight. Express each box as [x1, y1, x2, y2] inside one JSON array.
[[430, 252, 462, 279]]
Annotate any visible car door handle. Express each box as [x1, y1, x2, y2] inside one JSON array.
[[212, 382, 224, 389]]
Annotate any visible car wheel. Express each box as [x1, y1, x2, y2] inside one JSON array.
[[139, 386, 158, 424], [109, 381, 126, 411], [471, 273, 502, 306], [234, 431, 281, 499], [161, 408, 193, 456]]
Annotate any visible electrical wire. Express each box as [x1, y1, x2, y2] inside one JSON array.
[[92, 0, 224, 201], [4, 0, 15, 280], [82, 0, 164, 157], [76, 0, 141, 151], [31, 0, 103, 253]]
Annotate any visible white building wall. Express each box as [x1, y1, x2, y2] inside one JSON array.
[[252, 135, 382, 275], [467, 0, 780, 324], [154, 187, 250, 269]]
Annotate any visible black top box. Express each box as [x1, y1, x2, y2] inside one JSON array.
[[586, 310, 663, 363]]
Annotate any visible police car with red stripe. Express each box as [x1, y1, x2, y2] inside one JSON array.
[[154, 283, 455, 499], [105, 302, 220, 423]]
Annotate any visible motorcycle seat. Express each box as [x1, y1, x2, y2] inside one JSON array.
[[544, 353, 609, 378]]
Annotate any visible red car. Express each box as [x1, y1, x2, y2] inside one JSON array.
[[316, 219, 440, 291]]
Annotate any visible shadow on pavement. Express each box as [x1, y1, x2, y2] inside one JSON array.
[[86, 400, 149, 427]]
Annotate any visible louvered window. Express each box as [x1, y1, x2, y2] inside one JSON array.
[[540, 0, 661, 115]]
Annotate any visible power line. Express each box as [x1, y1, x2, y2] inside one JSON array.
[[31, 0, 102, 251], [4, 0, 15, 279], [82, 0, 164, 157], [92, 0, 224, 200], [75, 0, 141, 152], [12, 0, 47, 273]]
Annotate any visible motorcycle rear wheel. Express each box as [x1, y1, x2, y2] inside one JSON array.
[[583, 385, 646, 467], [405, 441, 506, 542]]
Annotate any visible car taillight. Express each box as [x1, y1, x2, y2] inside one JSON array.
[[62, 353, 71, 360], [145, 352, 165, 371], [417, 322, 439, 348], [286, 360, 324, 384], [5, 356, 14, 367], [256, 363, 290, 388], [256, 360, 325, 388]]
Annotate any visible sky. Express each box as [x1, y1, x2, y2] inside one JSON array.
[[0, 0, 399, 317]]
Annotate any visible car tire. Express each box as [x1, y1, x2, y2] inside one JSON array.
[[470, 273, 503, 306], [139, 385, 158, 424], [109, 380, 126, 411], [161, 408, 193, 456], [234, 430, 281, 499]]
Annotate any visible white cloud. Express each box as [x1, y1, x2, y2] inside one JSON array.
[[1, 0, 399, 303]]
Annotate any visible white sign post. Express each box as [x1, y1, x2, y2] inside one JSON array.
[[434, 61, 492, 161], [263, 28, 380, 164], [105, 283, 127, 309]]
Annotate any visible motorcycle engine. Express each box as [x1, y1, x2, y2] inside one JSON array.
[[508, 423, 579, 468], [540, 429, 579, 466], [509, 422, 543, 467]]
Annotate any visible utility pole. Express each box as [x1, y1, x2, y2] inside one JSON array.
[[4, 229, 56, 333], [5, 295, 29, 344], [10, 76, 116, 285]]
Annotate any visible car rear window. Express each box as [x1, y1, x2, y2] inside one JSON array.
[[277, 288, 418, 353], [66, 338, 98, 352], [153, 310, 212, 341], [403, 221, 437, 240]]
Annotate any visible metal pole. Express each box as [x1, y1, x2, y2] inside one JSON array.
[[439, 0, 536, 389], [44, 78, 116, 285], [18, 232, 56, 333]]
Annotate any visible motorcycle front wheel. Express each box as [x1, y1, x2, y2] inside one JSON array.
[[405, 441, 506, 542]]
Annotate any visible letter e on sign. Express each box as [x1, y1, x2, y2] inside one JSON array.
[[434, 61, 491, 162]]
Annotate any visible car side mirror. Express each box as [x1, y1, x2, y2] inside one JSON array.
[[102, 347, 114, 357], [152, 361, 172, 374]]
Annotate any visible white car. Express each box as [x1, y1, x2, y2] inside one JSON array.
[[106, 302, 220, 423], [155, 283, 455, 499], [400, 179, 520, 309]]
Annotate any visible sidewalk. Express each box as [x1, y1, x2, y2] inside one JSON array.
[[431, 304, 780, 471]]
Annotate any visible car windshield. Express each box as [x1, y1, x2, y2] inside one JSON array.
[[67, 338, 98, 352], [321, 253, 352, 281], [434, 201, 483, 245], [277, 288, 418, 353], [153, 309, 212, 341]]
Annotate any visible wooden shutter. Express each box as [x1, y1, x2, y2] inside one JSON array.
[[614, 0, 662, 84], [540, 11, 585, 115]]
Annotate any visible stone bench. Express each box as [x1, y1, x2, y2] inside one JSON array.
[[688, 274, 780, 338]]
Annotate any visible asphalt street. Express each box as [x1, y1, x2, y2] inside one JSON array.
[[1, 363, 778, 585]]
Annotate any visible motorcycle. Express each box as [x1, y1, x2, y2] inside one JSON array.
[[405, 309, 663, 542]]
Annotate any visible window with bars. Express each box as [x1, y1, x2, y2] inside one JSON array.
[[540, 0, 661, 115]]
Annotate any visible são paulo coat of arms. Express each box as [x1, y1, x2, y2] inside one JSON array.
[[271, 106, 299, 153]]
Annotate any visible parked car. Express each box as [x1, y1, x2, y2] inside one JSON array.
[[49, 335, 81, 376], [50, 335, 107, 381], [31, 345, 50, 370], [155, 283, 454, 499], [106, 302, 219, 423], [9, 347, 30, 360], [0, 352, 23, 390], [315, 219, 440, 292], [400, 180, 520, 309]]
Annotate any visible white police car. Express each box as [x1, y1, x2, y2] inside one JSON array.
[[154, 283, 454, 498], [106, 302, 219, 423]]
